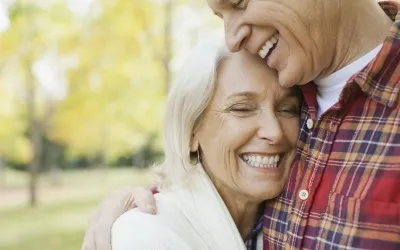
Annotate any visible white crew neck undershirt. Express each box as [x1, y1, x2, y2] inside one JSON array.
[[314, 44, 383, 119]]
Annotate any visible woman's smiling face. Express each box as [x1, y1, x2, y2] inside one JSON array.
[[191, 50, 300, 201]]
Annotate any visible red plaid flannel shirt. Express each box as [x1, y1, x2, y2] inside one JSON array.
[[262, 2, 400, 249]]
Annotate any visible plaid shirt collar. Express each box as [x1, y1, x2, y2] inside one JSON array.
[[354, 1, 400, 108], [302, 1, 400, 117]]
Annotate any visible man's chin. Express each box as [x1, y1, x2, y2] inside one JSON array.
[[277, 63, 306, 88], [278, 71, 299, 88]]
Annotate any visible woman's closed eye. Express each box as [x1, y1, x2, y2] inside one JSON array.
[[227, 103, 258, 116], [277, 104, 300, 117]]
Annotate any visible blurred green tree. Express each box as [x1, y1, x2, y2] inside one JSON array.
[[0, 0, 217, 206], [50, 0, 165, 165], [0, 0, 166, 206]]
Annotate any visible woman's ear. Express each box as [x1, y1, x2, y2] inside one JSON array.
[[190, 134, 200, 152]]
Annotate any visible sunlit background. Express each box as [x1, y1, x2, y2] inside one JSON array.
[[2, 0, 397, 249], [0, 0, 221, 249]]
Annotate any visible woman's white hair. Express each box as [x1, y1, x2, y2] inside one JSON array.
[[157, 35, 230, 188]]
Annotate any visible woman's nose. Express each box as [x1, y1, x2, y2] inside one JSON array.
[[257, 115, 284, 144], [223, 14, 251, 52]]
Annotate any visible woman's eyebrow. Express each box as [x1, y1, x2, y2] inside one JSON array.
[[226, 91, 256, 100], [281, 88, 299, 98]]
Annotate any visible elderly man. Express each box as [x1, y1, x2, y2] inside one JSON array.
[[82, 0, 400, 249]]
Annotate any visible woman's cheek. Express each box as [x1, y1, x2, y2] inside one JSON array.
[[227, 117, 259, 136], [284, 118, 299, 145]]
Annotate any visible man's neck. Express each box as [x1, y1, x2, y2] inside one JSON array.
[[318, 0, 392, 79]]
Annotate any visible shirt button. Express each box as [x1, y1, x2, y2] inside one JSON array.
[[299, 189, 309, 200], [306, 119, 314, 129]]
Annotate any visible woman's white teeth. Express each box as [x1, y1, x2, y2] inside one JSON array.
[[242, 154, 280, 168], [258, 33, 279, 59]]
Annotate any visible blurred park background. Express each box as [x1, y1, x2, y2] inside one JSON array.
[[0, 0, 220, 249]]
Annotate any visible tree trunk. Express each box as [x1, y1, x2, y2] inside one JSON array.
[[135, 150, 145, 168], [0, 158, 5, 188], [27, 73, 41, 207], [44, 100, 61, 186], [163, 0, 173, 94]]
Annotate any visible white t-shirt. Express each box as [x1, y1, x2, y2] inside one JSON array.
[[315, 44, 383, 118]]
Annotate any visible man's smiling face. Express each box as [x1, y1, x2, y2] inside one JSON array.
[[207, 0, 337, 87]]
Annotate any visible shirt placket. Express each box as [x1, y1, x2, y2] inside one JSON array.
[[286, 111, 341, 249]]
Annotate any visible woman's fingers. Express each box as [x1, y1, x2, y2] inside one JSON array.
[[133, 186, 157, 214]]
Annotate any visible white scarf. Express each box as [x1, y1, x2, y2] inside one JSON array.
[[112, 166, 261, 250]]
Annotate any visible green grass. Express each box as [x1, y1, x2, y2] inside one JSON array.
[[0, 168, 153, 250]]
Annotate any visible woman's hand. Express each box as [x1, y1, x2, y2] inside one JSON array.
[[81, 186, 157, 250]]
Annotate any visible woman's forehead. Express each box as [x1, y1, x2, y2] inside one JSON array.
[[217, 52, 277, 88], [222, 50, 275, 74]]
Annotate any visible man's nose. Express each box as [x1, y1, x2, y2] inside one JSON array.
[[223, 13, 251, 52]]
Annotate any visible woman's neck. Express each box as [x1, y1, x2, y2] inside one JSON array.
[[214, 184, 262, 240]]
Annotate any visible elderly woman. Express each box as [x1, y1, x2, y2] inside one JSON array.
[[110, 38, 300, 250]]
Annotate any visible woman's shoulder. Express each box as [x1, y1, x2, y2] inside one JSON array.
[[112, 194, 204, 250], [112, 208, 163, 249], [112, 208, 189, 250]]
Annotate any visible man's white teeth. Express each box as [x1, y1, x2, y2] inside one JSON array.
[[242, 154, 280, 168], [258, 49, 267, 59], [258, 33, 279, 59]]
